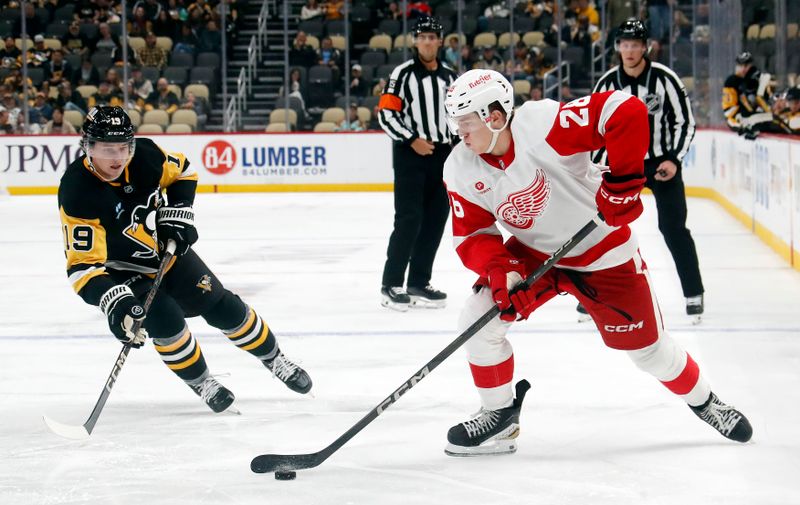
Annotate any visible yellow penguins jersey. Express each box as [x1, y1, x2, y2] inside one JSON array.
[[58, 137, 198, 306], [722, 68, 771, 129]]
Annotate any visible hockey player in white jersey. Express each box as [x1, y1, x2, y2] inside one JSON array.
[[441, 69, 752, 456]]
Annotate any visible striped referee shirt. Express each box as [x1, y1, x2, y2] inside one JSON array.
[[592, 58, 695, 165], [378, 56, 458, 145]]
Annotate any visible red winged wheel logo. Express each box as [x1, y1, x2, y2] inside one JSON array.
[[496, 169, 551, 229]]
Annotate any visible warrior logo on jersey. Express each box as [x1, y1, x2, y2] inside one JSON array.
[[642, 93, 662, 115], [495, 168, 550, 229], [196, 274, 212, 293], [123, 189, 161, 259]]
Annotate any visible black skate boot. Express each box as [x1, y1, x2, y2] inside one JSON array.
[[686, 295, 704, 324], [445, 380, 531, 457], [407, 284, 447, 309], [263, 351, 312, 394], [189, 376, 236, 413], [690, 392, 752, 442], [381, 286, 411, 312], [575, 302, 592, 323]]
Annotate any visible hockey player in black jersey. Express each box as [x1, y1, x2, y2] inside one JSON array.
[[58, 106, 312, 413]]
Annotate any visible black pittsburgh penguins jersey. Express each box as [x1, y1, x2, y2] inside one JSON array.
[[58, 137, 198, 306]]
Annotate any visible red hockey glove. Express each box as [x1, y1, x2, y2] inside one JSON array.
[[596, 172, 646, 227], [509, 286, 536, 320], [487, 259, 526, 322]]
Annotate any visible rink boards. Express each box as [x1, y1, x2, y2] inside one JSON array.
[[0, 129, 798, 270]]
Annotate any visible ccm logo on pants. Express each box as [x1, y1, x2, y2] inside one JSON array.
[[604, 321, 644, 332]]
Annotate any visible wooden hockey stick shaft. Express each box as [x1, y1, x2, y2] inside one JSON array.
[[251, 215, 603, 474], [43, 240, 177, 440]]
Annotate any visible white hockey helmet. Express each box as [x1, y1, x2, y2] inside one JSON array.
[[444, 69, 514, 152]]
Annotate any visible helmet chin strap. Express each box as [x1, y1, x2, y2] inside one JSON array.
[[483, 112, 513, 154]]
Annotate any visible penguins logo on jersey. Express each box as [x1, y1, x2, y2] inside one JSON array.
[[123, 189, 161, 259], [642, 93, 662, 115], [196, 274, 212, 293], [496, 168, 550, 229]]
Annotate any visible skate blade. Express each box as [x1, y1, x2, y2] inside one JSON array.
[[691, 314, 703, 325], [444, 438, 518, 457], [222, 405, 242, 415], [380, 298, 409, 312], [409, 296, 446, 309], [577, 313, 592, 323]]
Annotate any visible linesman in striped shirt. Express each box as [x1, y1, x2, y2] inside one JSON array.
[[591, 19, 705, 321], [377, 16, 458, 312]]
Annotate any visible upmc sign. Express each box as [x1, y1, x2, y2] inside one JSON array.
[[0, 132, 393, 192]]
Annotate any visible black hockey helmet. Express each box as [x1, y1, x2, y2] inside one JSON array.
[[82, 106, 135, 144], [735, 51, 754, 65], [616, 18, 649, 43], [412, 16, 443, 39], [787, 87, 800, 101]]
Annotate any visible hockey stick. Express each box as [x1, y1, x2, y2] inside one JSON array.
[[251, 215, 603, 474], [43, 240, 177, 440]]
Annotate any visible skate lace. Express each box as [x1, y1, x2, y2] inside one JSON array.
[[389, 287, 407, 296], [267, 353, 299, 382], [195, 377, 223, 403], [698, 398, 741, 435], [462, 409, 500, 438]]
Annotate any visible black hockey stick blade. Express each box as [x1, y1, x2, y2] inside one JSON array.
[[43, 241, 176, 440], [251, 216, 602, 474]]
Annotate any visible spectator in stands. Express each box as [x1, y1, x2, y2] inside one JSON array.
[[317, 36, 342, 81], [459, 43, 475, 72], [407, 1, 432, 19], [27, 35, 53, 68], [88, 81, 123, 108], [174, 23, 201, 55], [55, 80, 88, 114], [95, 1, 122, 24], [336, 103, 365, 131], [188, 0, 214, 28], [14, 3, 44, 40], [43, 106, 78, 134], [646, 0, 670, 43], [167, 0, 190, 23], [134, 0, 164, 21], [137, 32, 168, 70], [94, 23, 121, 55], [379, 2, 403, 21], [129, 5, 152, 38], [76, 0, 100, 23], [199, 19, 222, 53], [153, 9, 177, 38], [574, 0, 600, 28], [300, 0, 324, 21], [146, 77, 180, 114], [32, 91, 54, 122], [15, 110, 42, 134], [46, 49, 72, 88], [372, 77, 386, 97], [0, 107, 13, 134], [479, 1, 510, 33], [62, 22, 92, 58], [527, 0, 556, 33], [1, 37, 21, 70], [607, 0, 639, 41], [1, 93, 20, 124], [530, 85, 543, 101], [506, 41, 530, 80], [560, 84, 576, 101], [278, 68, 308, 114], [129, 66, 154, 101], [473, 45, 503, 72], [105, 68, 123, 93], [180, 91, 210, 130], [444, 36, 459, 69], [349, 64, 368, 98], [4, 68, 36, 98], [325, 0, 345, 21], [72, 57, 101, 87], [289, 31, 316, 67]]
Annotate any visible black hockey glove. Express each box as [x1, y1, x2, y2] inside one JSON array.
[[157, 202, 198, 256], [99, 285, 148, 347]]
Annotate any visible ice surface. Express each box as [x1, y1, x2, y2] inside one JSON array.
[[1, 193, 799, 505]]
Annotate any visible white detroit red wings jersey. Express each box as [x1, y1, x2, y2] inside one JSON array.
[[443, 90, 651, 275]]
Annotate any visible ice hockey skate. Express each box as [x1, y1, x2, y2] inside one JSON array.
[[575, 302, 592, 323], [263, 351, 312, 394], [407, 284, 447, 309], [380, 286, 411, 312], [445, 380, 531, 457], [686, 295, 704, 325], [690, 392, 752, 442], [189, 376, 238, 414]]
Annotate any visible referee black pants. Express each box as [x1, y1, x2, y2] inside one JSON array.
[[644, 157, 704, 298], [382, 142, 451, 289]]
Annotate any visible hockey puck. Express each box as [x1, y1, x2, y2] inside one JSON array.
[[274, 471, 297, 481]]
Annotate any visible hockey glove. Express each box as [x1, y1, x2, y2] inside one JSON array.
[[487, 258, 530, 322], [596, 172, 646, 227], [157, 202, 198, 256], [100, 285, 148, 347]]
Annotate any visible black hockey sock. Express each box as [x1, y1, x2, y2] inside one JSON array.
[[153, 327, 209, 382]]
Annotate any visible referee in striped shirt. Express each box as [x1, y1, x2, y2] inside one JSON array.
[[593, 19, 704, 320], [377, 16, 457, 312]]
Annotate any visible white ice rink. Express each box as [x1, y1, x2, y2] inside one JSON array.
[[1, 192, 799, 505]]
